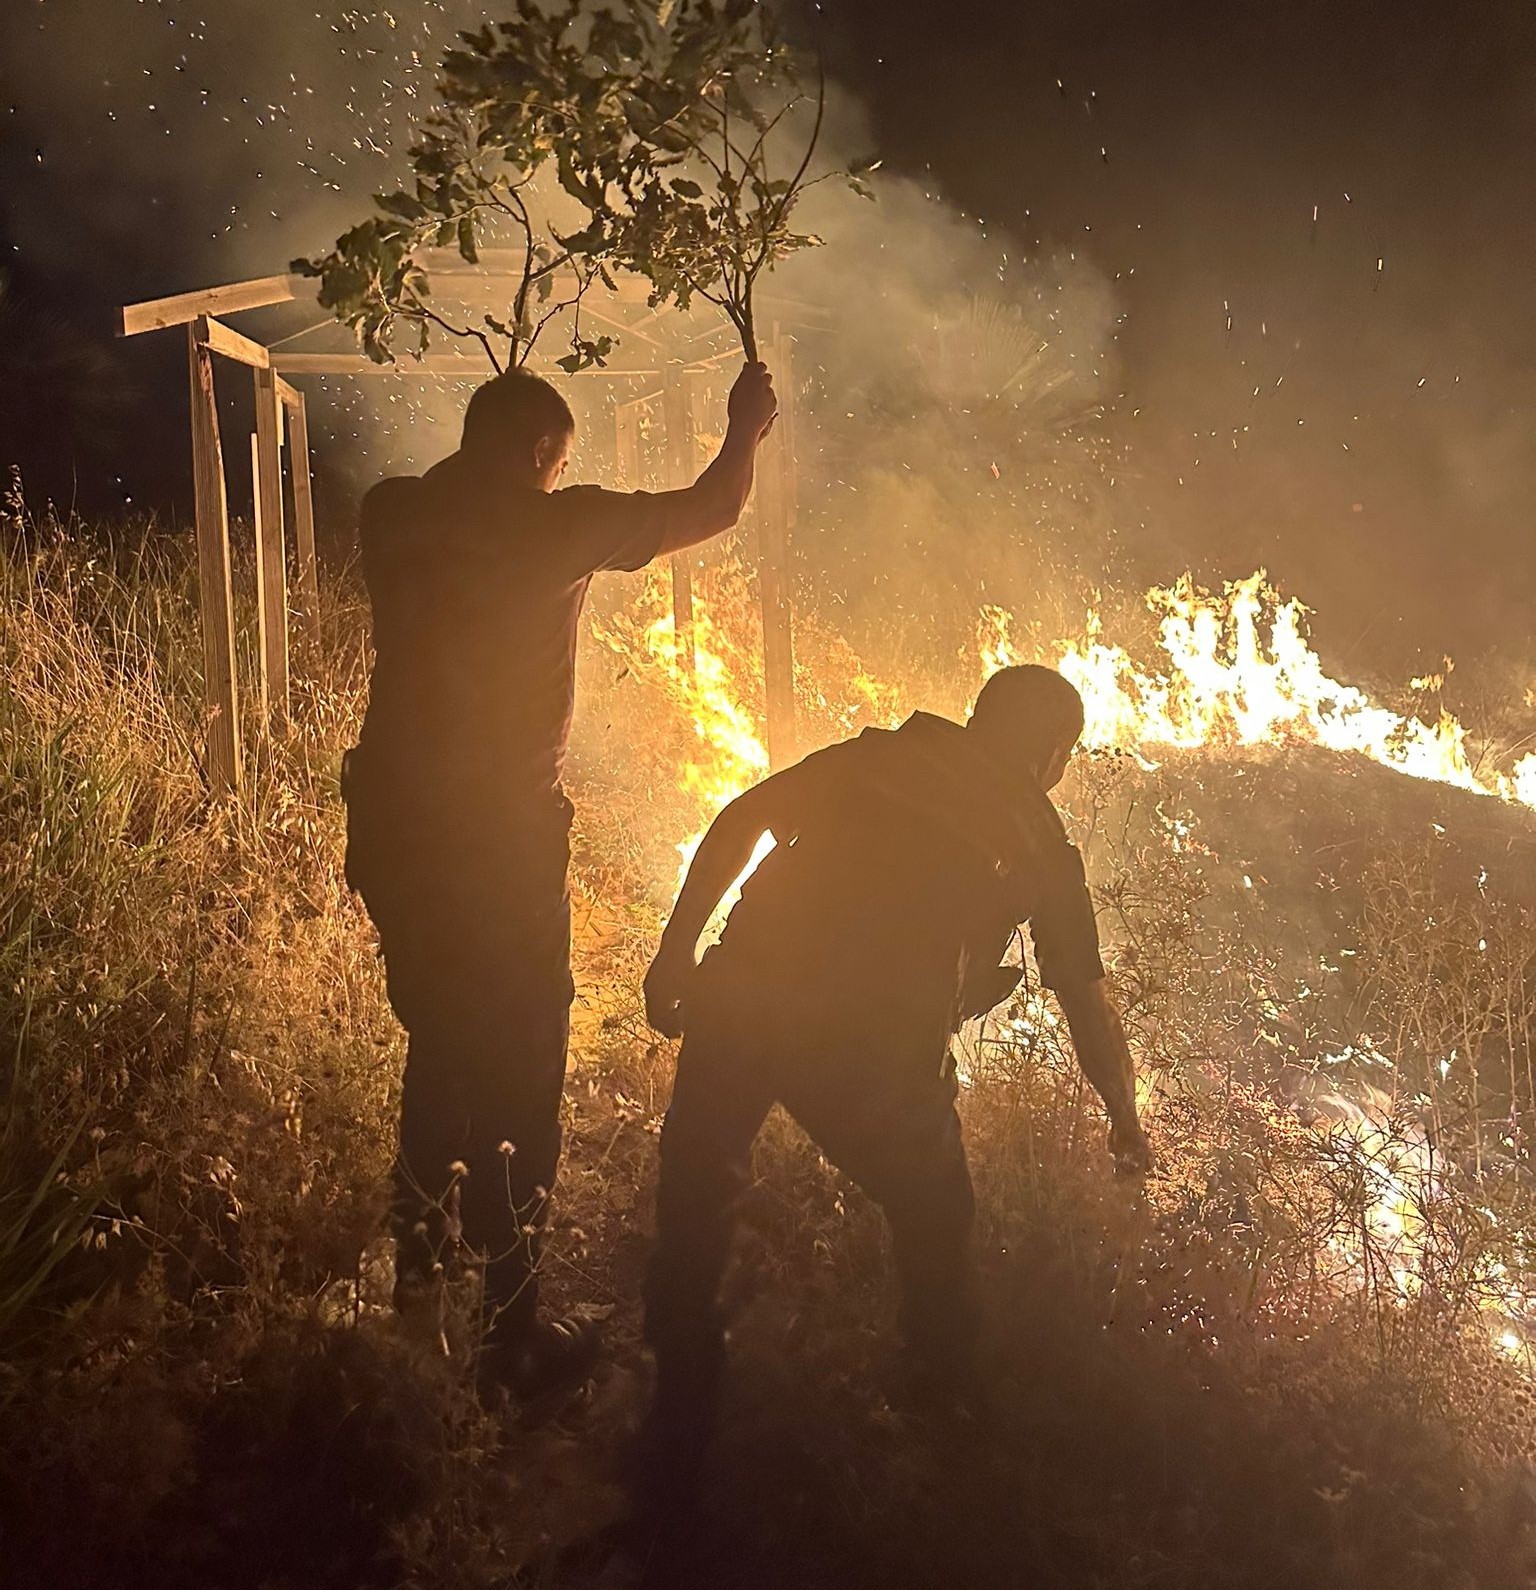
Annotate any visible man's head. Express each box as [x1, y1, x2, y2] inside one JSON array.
[[462, 369, 575, 492], [967, 664, 1086, 790]]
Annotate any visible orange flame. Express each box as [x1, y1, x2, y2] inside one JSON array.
[[600, 565, 1536, 1360], [983, 573, 1536, 811]]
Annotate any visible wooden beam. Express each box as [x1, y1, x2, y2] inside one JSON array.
[[774, 327, 800, 532], [273, 373, 303, 410], [195, 314, 270, 370], [252, 366, 290, 723], [250, 428, 264, 524], [273, 353, 484, 377], [753, 294, 834, 327], [662, 371, 696, 680], [581, 298, 668, 349], [416, 252, 655, 301], [615, 398, 641, 492], [400, 255, 827, 325], [187, 328, 242, 795], [287, 391, 321, 654], [272, 353, 667, 377], [627, 303, 678, 337], [122, 274, 300, 338], [759, 325, 798, 769]]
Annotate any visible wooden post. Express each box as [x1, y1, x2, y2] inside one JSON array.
[[614, 397, 640, 490], [186, 327, 242, 795], [662, 370, 695, 677], [252, 364, 289, 722], [250, 430, 264, 547], [759, 326, 798, 768], [285, 388, 321, 654]]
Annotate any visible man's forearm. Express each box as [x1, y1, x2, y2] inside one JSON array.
[[657, 426, 758, 554], [661, 804, 768, 960], [1056, 978, 1139, 1127]]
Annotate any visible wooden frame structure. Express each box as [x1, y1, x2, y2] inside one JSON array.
[[121, 277, 320, 794], [119, 262, 811, 795]]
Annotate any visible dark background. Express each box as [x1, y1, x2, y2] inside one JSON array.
[[2, 0, 1532, 671]]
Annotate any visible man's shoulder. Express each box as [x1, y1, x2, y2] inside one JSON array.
[[790, 730, 888, 781], [774, 722, 943, 821], [361, 474, 425, 514], [359, 476, 428, 558], [548, 482, 650, 516], [891, 711, 968, 751]]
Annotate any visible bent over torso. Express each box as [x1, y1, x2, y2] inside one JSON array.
[[700, 713, 1105, 1050]]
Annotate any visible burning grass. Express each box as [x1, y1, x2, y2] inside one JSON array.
[[2, 505, 1535, 1587]]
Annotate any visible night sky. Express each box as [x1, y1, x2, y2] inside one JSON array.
[[3, 0, 1533, 671]]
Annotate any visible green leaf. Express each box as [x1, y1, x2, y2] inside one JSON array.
[[302, 0, 832, 369], [377, 190, 428, 223], [554, 222, 607, 256]]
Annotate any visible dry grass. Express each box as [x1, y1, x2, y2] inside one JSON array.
[[2, 506, 1535, 1589]]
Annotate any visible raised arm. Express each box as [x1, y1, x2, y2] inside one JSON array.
[[652, 362, 779, 556], [1054, 977, 1152, 1175]]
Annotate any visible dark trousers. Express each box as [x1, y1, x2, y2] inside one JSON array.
[[347, 780, 573, 1345], [644, 984, 979, 1406]]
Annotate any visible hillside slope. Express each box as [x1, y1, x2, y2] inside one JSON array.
[[2, 521, 1534, 1590]]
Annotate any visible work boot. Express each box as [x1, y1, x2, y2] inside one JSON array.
[[478, 1313, 603, 1407], [391, 1192, 463, 1357]]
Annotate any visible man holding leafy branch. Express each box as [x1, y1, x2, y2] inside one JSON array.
[[301, 0, 860, 1399], [343, 359, 776, 1396]]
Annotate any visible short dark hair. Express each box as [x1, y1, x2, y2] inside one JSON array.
[[462, 369, 574, 454], [969, 663, 1085, 752]]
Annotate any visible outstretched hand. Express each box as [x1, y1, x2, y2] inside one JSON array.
[[644, 941, 695, 1040], [727, 361, 777, 442]]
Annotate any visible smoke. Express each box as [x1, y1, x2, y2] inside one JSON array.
[[2, 3, 463, 287], [766, 135, 1127, 681], [0, 1, 488, 509], [7, 2, 1529, 711], [2, 4, 1129, 648]]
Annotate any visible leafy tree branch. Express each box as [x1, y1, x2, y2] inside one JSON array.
[[294, 1, 873, 373]]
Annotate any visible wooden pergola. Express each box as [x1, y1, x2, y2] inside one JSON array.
[[118, 259, 816, 796]]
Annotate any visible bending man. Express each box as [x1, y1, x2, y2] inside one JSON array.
[[642, 664, 1151, 1457]]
